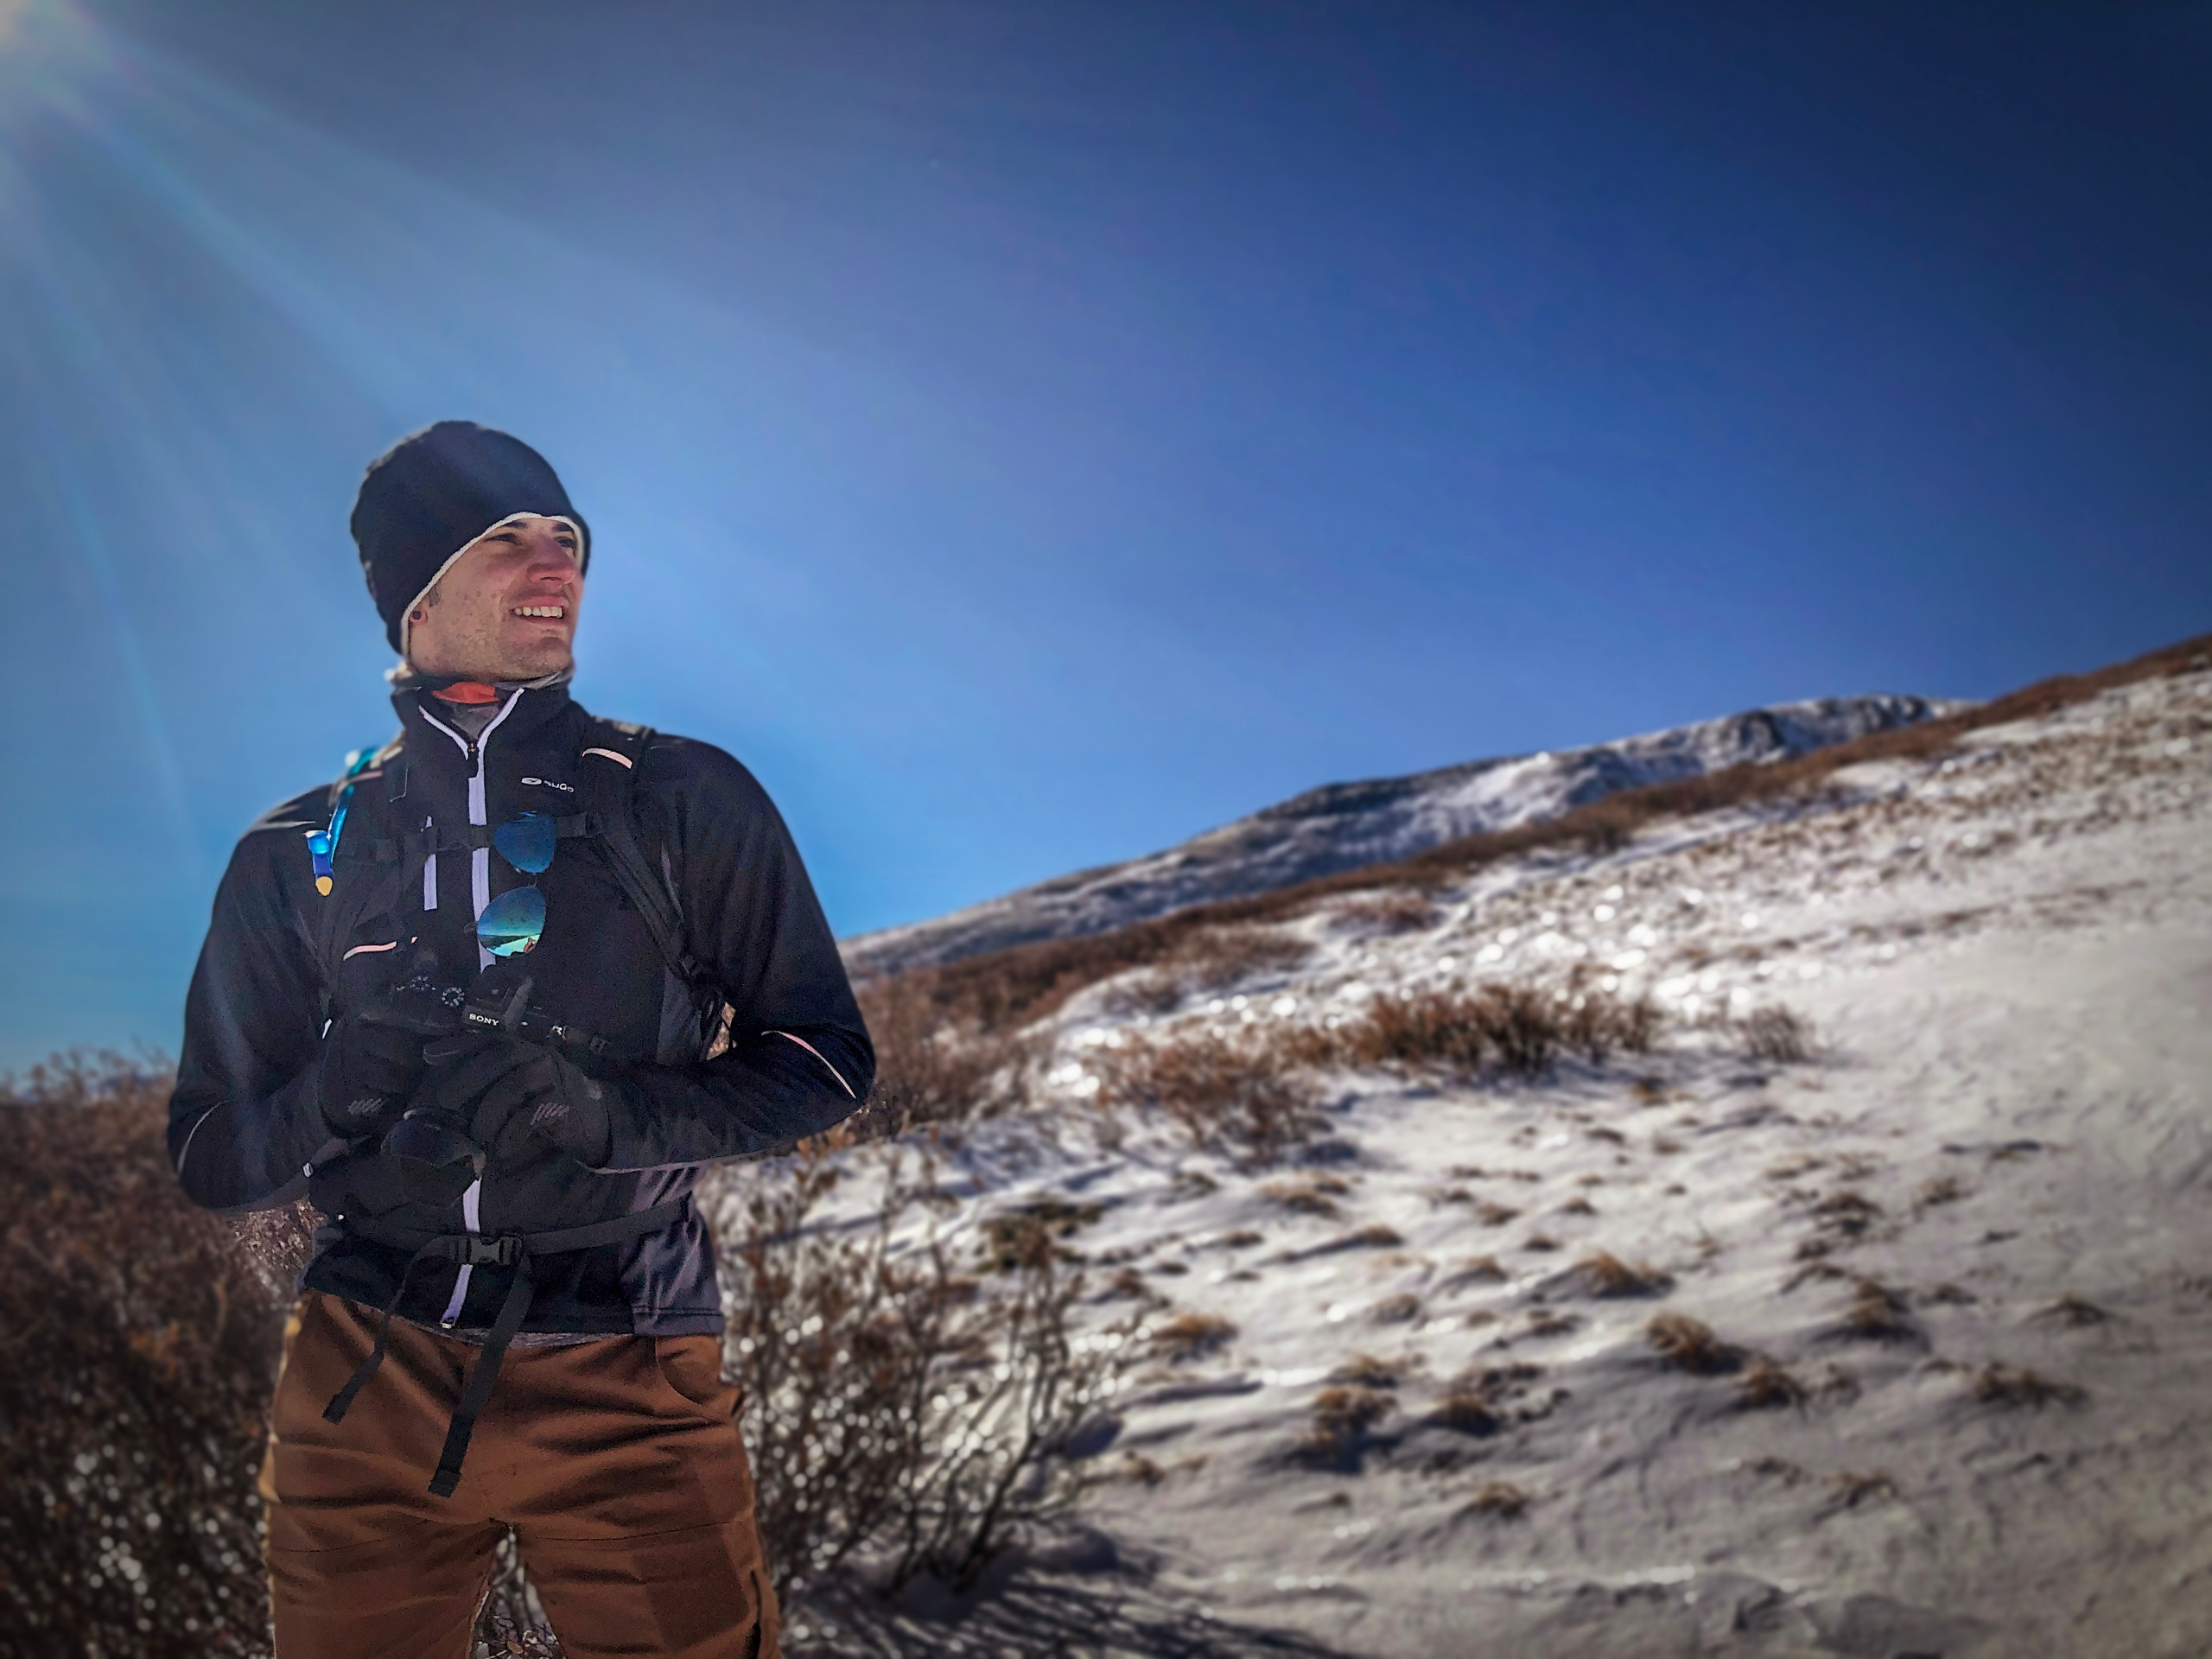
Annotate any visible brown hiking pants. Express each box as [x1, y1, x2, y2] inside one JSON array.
[[259, 1290, 780, 1659]]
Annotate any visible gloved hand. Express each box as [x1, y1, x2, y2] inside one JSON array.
[[315, 941, 462, 1141], [423, 1031, 616, 1171]]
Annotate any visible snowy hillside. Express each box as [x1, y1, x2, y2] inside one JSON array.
[[842, 694, 1954, 979], [741, 651, 2212, 1657]]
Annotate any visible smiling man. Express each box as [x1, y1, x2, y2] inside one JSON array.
[[168, 421, 872, 1658]]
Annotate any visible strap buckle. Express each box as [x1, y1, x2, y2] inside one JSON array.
[[464, 1234, 524, 1268]]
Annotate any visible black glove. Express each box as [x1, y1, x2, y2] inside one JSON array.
[[314, 940, 464, 1141], [424, 1031, 616, 1171]]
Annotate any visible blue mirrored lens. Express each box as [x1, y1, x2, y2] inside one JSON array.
[[493, 812, 557, 874], [478, 886, 546, 957]]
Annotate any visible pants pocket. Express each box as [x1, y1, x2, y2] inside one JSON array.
[[652, 1335, 742, 1419]]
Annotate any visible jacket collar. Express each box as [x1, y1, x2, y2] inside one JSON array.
[[392, 679, 575, 767]]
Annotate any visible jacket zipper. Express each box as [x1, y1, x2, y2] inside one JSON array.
[[415, 690, 525, 1326]]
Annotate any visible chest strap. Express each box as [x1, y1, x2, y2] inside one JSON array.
[[322, 1198, 690, 1498]]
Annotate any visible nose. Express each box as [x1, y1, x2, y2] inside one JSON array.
[[525, 527, 580, 581]]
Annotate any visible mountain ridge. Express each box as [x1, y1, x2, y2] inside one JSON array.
[[843, 690, 1959, 979]]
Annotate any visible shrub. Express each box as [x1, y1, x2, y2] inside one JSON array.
[[851, 973, 1037, 1133], [0, 1054, 286, 1659], [1096, 1031, 1319, 1162], [711, 1147, 1131, 1599], [1312, 983, 1661, 1080]]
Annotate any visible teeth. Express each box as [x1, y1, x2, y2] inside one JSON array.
[[512, 606, 565, 618]]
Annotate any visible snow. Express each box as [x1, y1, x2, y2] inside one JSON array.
[[842, 693, 1959, 980], [772, 662, 2212, 1656]]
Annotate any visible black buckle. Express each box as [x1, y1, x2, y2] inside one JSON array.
[[464, 1235, 524, 1268]]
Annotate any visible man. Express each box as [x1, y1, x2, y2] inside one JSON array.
[[169, 421, 871, 1658]]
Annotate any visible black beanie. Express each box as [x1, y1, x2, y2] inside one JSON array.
[[350, 421, 592, 655]]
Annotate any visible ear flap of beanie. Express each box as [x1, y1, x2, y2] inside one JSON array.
[[351, 422, 589, 656]]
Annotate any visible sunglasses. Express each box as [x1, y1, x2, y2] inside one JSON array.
[[476, 812, 558, 958]]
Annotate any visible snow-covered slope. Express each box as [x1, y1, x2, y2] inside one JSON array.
[[842, 694, 1954, 979], [750, 658, 2212, 1657]]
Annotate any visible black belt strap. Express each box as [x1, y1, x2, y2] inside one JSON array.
[[322, 1198, 690, 1497]]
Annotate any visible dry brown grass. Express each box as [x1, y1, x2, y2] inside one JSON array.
[[1308, 983, 1660, 1078], [1916, 1173, 1967, 1207], [1812, 1189, 1883, 1240], [2038, 1293, 2110, 1327], [1970, 1363, 2087, 1408], [1827, 1471, 1900, 1510], [1302, 1386, 1395, 1464], [1646, 1312, 1743, 1375], [1327, 1354, 1410, 1389], [1440, 1255, 1506, 1290], [1168, 925, 1315, 990], [1431, 1392, 1503, 1435], [1330, 892, 1440, 935], [1566, 1250, 1673, 1299], [1459, 1481, 1533, 1519], [1147, 1313, 1238, 1362], [1738, 1005, 1815, 1064], [1842, 1277, 1915, 1340], [1368, 1292, 1424, 1325], [1737, 1359, 1808, 1410], [1262, 1175, 1351, 1215], [852, 970, 1039, 1133], [1096, 1029, 1319, 1161], [859, 632, 2212, 1041]]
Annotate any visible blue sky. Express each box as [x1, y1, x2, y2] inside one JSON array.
[[3, 0, 2207, 1069]]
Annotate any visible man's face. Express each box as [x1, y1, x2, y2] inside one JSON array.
[[404, 515, 583, 682]]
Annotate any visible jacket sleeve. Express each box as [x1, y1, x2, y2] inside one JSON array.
[[597, 741, 875, 1171], [168, 823, 350, 1213]]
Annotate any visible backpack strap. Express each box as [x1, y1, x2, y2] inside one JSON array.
[[302, 735, 410, 1007], [577, 718, 706, 994]]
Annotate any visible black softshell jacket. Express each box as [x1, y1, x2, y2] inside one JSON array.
[[168, 683, 873, 1337]]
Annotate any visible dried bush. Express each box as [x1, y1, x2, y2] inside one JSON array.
[[1168, 926, 1314, 990], [0, 1054, 286, 1658], [1096, 1031, 1319, 1162], [1310, 983, 1660, 1079], [1645, 1312, 1742, 1376], [851, 973, 1037, 1133], [1738, 1005, 1815, 1065], [714, 1147, 1130, 1599]]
